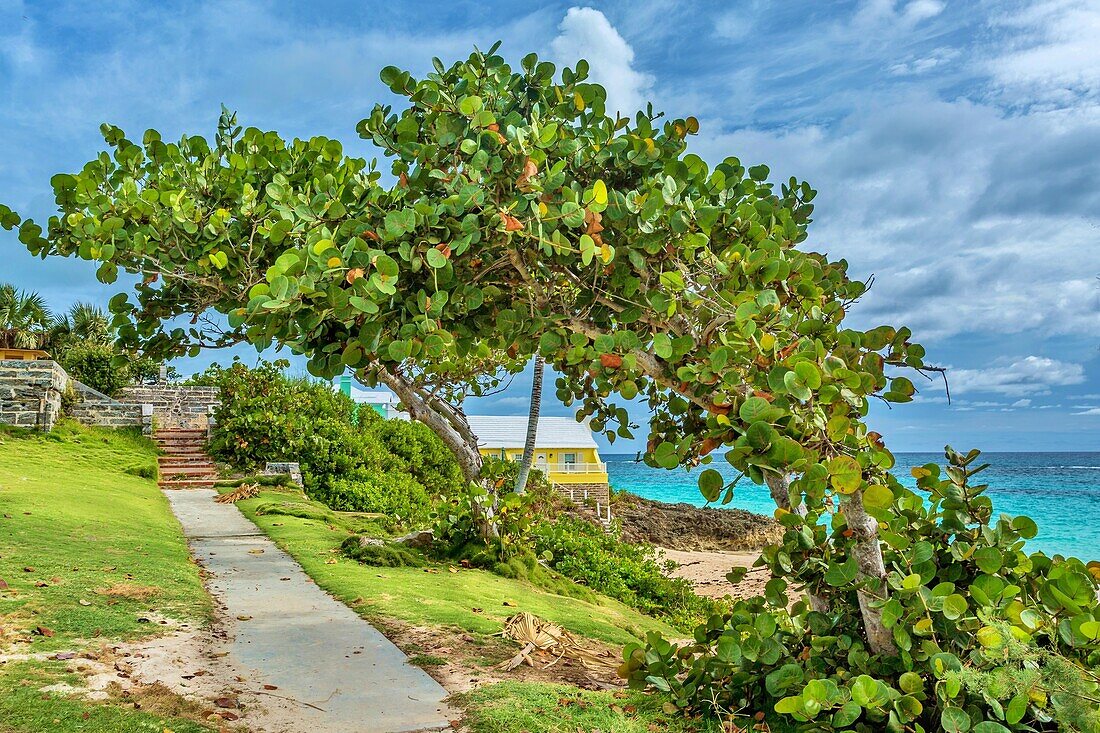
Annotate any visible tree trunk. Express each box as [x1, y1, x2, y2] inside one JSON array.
[[373, 368, 499, 540], [514, 355, 544, 496], [839, 489, 897, 656], [765, 472, 830, 613]]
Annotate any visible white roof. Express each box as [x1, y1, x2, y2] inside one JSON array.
[[467, 415, 598, 450], [346, 387, 397, 405]]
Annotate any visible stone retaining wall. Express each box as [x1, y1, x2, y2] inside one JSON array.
[[0, 359, 69, 431], [555, 482, 611, 507], [118, 386, 220, 429], [69, 379, 151, 431]]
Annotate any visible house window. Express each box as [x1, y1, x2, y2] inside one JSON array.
[[563, 453, 577, 470]]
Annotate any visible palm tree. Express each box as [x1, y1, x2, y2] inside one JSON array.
[[514, 355, 544, 495], [0, 283, 52, 350], [50, 302, 111, 346]]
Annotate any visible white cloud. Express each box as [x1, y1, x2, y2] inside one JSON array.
[[550, 7, 652, 115], [1011, 398, 1032, 407], [1073, 407, 1100, 415], [984, 0, 1100, 107], [948, 356, 1086, 397], [689, 91, 1100, 341]]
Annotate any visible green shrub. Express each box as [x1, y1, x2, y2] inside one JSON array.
[[196, 359, 463, 526], [316, 470, 433, 523], [621, 448, 1100, 731], [59, 341, 131, 396], [374, 418, 464, 496], [341, 536, 424, 567], [533, 517, 723, 631]]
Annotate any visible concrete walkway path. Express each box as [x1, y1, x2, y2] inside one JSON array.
[[163, 488, 452, 733]]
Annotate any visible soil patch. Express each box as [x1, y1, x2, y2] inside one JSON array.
[[96, 583, 160, 601], [371, 614, 625, 695], [612, 493, 783, 551]]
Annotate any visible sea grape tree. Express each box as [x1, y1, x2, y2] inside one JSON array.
[[3, 45, 925, 654], [6, 47, 1082, 697]]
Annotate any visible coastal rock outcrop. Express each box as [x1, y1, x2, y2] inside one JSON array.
[[612, 493, 783, 552]]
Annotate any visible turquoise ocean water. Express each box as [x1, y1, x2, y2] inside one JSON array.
[[604, 452, 1100, 560]]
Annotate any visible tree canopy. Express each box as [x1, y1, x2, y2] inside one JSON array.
[[2, 45, 929, 649]]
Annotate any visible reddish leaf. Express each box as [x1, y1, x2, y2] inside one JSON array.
[[600, 353, 623, 369], [516, 158, 538, 189]]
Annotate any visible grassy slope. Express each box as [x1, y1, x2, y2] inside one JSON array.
[[233, 489, 677, 646], [0, 421, 211, 733], [233, 489, 725, 732]]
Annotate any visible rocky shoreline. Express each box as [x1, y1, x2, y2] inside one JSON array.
[[611, 492, 784, 552]]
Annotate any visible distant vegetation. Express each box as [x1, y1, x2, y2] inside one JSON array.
[[190, 358, 462, 526], [0, 282, 163, 395]]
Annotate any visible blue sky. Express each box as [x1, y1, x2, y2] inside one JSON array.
[[1, 0, 1098, 452]]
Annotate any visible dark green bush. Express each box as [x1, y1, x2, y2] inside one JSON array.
[[374, 418, 464, 496], [533, 516, 723, 630], [317, 470, 432, 521], [60, 341, 132, 396], [195, 359, 463, 526]]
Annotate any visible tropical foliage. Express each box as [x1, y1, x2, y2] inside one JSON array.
[[0, 283, 51, 350], [0, 283, 161, 395], [533, 516, 722, 631], [191, 359, 462, 525], [5, 46, 1097, 730]]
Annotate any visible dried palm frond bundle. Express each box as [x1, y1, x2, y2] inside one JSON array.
[[214, 483, 260, 504], [496, 611, 618, 674]]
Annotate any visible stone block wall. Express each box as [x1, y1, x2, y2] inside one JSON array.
[[69, 379, 151, 431], [117, 386, 220, 429], [0, 359, 69, 431], [555, 482, 611, 507]]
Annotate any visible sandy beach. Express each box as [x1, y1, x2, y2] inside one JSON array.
[[657, 547, 770, 600]]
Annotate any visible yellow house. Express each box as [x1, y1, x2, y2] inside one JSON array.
[[467, 415, 610, 505], [0, 348, 51, 361]]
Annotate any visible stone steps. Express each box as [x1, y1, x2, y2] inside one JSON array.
[[156, 428, 217, 490]]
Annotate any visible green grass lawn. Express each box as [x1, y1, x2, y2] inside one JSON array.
[[459, 682, 721, 733], [0, 421, 212, 733], [233, 488, 677, 646]]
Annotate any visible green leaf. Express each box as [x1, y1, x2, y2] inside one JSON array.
[[971, 723, 1010, 733], [825, 556, 858, 587], [653, 333, 672, 359], [850, 675, 886, 708], [373, 254, 400, 277], [973, 547, 1003, 574], [426, 248, 447, 268], [827, 456, 862, 494], [773, 695, 804, 715], [698, 469, 724, 502], [458, 95, 483, 115], [826, 415, 850, 441], [832, 701, 861, 727], [940, 707, 971, 733], [765, 664, 804, 697], [748, 164, 770, 182], [1011, 515, 1038, 539], [862, 483, 893, 511], [942, 594, 968, 620], [746, 421, 777, 451], [739, 396, 784, 424], [1005, 694, 1028, 724]]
